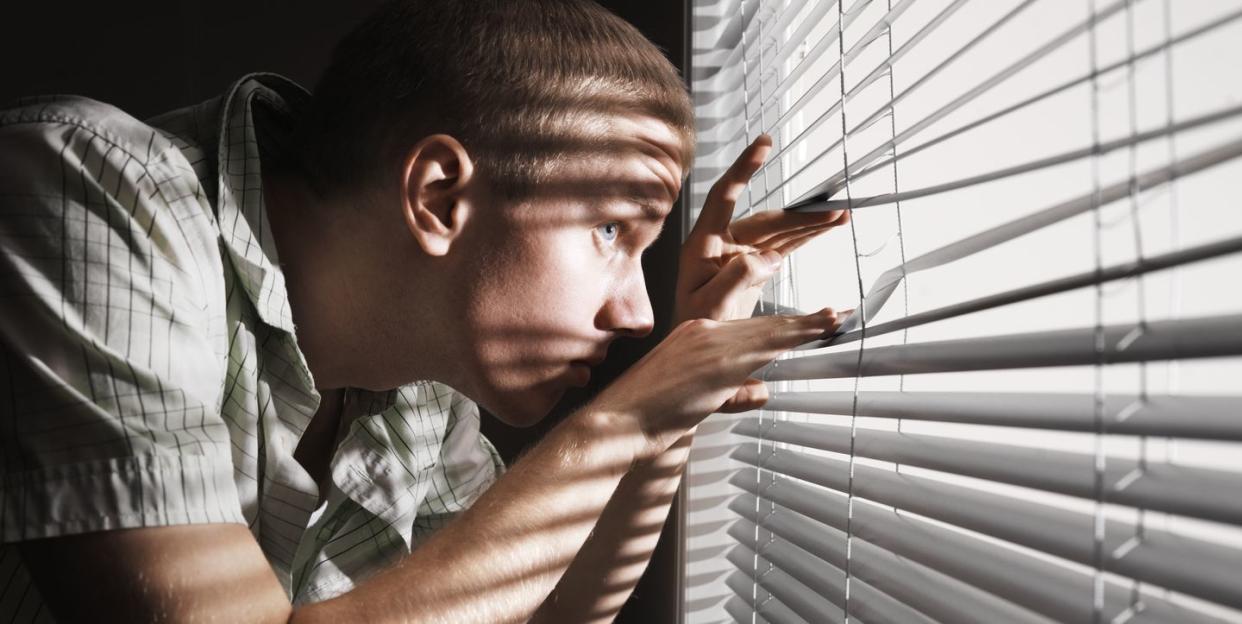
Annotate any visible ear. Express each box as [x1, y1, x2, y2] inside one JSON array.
[[400, 134, 475, 257]]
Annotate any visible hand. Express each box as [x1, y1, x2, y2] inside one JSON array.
[[591, 308, 841, 460], [674, 134, 849, 324]]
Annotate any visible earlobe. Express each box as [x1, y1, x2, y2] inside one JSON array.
[[400, 134, 475, 257]]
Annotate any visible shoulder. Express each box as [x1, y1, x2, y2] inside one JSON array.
[[0, 94, 185, 168], [0, 94, 226, 316], [0, 94, 214, 228]]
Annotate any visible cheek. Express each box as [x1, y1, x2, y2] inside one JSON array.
[[514, 230, 608, 315], [466, 230, 605, 369], [489, 235, 595, 317]]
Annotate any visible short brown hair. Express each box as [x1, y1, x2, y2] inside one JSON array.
[[298, 0, 695, 200]]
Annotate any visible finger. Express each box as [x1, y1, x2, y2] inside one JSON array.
[[690, 135, 773, 237], [769, 223, 836, 257], [726, 308, 839, 362], [751, 214, 848, 258], [718, 378, 769, 413], [749, 211, 847, 248], [746, 307, 841, 355], [694, 250, 783, 316], [730, 207, 848, 246]]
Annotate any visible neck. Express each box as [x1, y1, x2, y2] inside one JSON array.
[[262, 169, 358, 389], [264, 170, 473, 393]]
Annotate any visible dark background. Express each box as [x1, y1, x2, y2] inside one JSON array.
[[0, 0, 689, 621]]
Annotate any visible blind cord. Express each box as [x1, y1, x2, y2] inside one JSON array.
[[1118, 1, 1152, 619], [879, 0, 911, 461], [834, 0, 866, 620], [1087, 2, 1109, 622]]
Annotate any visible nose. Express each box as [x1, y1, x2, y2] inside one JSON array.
[[598, 261, 654, 339]]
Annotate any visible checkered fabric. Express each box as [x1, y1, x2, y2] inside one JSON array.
[[0, 73, 505, 620]]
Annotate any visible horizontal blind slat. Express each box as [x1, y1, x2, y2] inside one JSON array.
[[796, 0, 1129, 206], [751, 0, 916, 140], [730, 503, 1055, 624], [722, 595, 780, 624], [838, 6, 1242, 193], [825, 135, 1242, 336], [691, 1, 761, 96], [723, 573, 803, 624], [733, 417, 1242, 523], [726, 548, 845, 623], [762, 313, 1242, 381], [749, 0, 840, 95], [735, 469, 1232, 621], [728, 535, 938, 624], [754, 0, 1042, 209], [811, 234, 1242, 349], [812, 103, 1242, 212], [762, 391, 1242, 440], [692, 2, 1242, 623], [729, 448, 1242, 608]]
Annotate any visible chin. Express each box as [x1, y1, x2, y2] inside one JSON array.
[[484, 384, 566, 428]]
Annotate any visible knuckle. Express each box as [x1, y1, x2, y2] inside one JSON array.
[[737, 257, 761, 278], [757, 322, 784, 344], [678, 317, 714, 335]]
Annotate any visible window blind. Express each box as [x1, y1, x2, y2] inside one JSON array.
[[683, 1, 1242, 623]]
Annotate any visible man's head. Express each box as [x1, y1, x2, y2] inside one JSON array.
[[292, 0, 694, 425], [298, 0, 694, 202]]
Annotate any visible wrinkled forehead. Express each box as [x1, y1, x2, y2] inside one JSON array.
[[494, 111, 690, 221], [575, 112, 687, 204]]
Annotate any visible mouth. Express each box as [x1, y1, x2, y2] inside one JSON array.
[[567, 346, 610, 387], [568, 361, 593, 387]]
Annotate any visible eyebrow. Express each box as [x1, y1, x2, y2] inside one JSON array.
[[632, 198, 672, 221], [629, 199, 669, 244], [592, 180, 675, 232], [595, 195, 668, 242], [604, 176, 677, 205]]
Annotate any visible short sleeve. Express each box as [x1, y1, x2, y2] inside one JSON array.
[[0, 101, 241, 542]]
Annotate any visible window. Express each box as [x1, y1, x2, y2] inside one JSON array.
[[684, 1, 1242, 622]]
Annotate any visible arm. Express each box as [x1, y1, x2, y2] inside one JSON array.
[[527, 430, 695, 623], [21, 310, 838, 624], [18, 404, 638, 624], [13, 127, 842, 623], [529, 134, 849, 622]]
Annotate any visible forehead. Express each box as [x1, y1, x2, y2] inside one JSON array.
[[565, 113, 687, 205]]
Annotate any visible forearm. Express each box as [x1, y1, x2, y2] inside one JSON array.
[[291, 408, 650, 624], [530, 430, 695, 624]]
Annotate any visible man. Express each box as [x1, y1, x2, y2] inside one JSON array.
[[0, 0, 846, 621]]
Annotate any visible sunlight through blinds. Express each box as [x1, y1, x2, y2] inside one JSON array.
[[683, 0, 1242, 622]]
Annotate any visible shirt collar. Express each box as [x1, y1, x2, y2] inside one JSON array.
[[206, 74, 401, 414], [212, 72, 310, 335]]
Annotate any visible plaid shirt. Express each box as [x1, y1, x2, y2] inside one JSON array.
[[0, 73, 504, 620]]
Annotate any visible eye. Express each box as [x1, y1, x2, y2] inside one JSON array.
[[596, 221, 621, 243]]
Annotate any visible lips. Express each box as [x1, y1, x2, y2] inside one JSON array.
[[568, 362, 593, 387], [573, 350, 609, 368], [567, 347, 609, 386]]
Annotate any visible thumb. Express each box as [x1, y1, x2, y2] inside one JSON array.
[[697, 251, 782, 309]]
